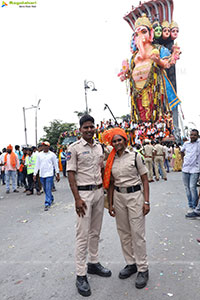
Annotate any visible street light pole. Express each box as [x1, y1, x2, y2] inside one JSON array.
[[84, 80, 89, 114], [84, 80, 97, 114], [23, 107, 28, 146], [35, 99, 41, 146], [22, 99, 41, 146]]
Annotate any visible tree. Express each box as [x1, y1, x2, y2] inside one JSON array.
[[121, 114, 131, 122], [74, 109, 92, 120], [40, 119, 77, 149]]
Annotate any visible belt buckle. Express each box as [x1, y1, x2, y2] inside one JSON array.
[[120, 187, 127, 193], [93, 185, 98, 191]]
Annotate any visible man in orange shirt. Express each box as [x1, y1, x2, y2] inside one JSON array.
[[4, 144, 19, 194]]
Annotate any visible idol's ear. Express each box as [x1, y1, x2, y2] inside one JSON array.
[[150, 28, 154, 42]]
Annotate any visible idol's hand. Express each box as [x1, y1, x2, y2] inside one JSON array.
[[150, 53, 160, 63]]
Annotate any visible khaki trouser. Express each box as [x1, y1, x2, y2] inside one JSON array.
[[76, 188, 104, 276], [144, 157, 153, 181], [114, 190, 148, 272], [155, 156, 167, 179]]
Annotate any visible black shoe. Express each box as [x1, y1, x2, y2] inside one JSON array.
[[119, 264, 137, 279], [13, 189, 19, 193], [6, 190, 10, 194], [76, 275, 91, 297], [185, 211, 200, 219], [44, 205, 50, 211], [87, 262, 112, 277], [135, 270, 149, 289]]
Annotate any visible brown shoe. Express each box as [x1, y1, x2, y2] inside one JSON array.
[[26, 191, 33, 195]]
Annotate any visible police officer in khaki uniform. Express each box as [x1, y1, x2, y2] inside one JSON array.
[[143, 140, 155, 182], [103, 128, 150, 289], [67, 115, 111, 297], [154, 140, 167, 181]]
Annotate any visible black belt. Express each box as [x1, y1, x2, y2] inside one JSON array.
[[77, 184, 103, 191], [114, 185, 141, 194]]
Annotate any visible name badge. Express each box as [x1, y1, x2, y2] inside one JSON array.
[[82, 151, 90, 155]]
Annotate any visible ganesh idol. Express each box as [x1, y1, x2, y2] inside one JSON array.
[[118, 14, 181, 122]]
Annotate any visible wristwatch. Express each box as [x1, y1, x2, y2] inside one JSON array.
[[144, 201, 150, 205]]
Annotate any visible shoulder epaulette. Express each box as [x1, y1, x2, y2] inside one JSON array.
[[69, 140, 81, 148]]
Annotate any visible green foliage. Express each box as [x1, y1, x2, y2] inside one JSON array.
[[121, 114, 131, 122], [40, 119, 77, 148]]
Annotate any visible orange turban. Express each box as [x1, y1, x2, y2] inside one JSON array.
[[102, 127, 127, 146], [102, 128, 128, 189], [7, 144, 13, 150]]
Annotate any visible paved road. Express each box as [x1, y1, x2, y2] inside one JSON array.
[[0, 172, 200, 300]]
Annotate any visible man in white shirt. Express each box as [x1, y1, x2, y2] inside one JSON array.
[[33, 141, 60, 211], [181, 130, 200, 218]]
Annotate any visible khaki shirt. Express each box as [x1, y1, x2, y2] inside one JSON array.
[[67, 138, 104, 186], [143, 144, 154, 157], [112, 149, 148, 187], [154, 144, 164, 156]]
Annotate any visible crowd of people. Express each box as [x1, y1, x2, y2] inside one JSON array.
[[0, 142, 60, 211], [131, 139, 183, 183], [96, 114, 174, 145], [0, 130, 186, 207]]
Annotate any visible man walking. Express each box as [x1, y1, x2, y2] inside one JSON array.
[[163, 142, 170, 173], [15, 145, 23, 187], [25, 147, 40, 195], [60, 147, 67, 177], [33, 142, 60, 211], [181, 129, 200, 217], [154, 140, 167, 181], [143, 140, 154, 182], [4, 144, 19, 193], [67, 115, 111, 297]]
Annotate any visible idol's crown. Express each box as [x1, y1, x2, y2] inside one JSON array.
[[170, 21, 178, 29], [135, 14, 152, 29], [162, 20, 170, 28]]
